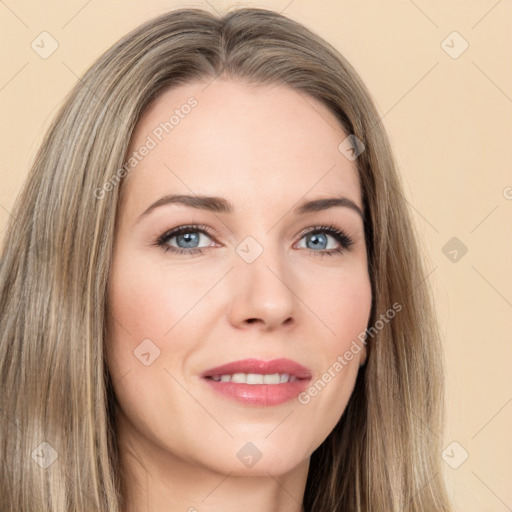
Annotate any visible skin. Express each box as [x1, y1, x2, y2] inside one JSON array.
[[106, 79, 372, 512]]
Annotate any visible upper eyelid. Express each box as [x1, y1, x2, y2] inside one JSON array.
[[157, 224, 215, 241]]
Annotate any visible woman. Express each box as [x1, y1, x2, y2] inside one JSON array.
[[0, 7, 451, 511]]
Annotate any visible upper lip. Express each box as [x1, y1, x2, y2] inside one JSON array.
[[201, 358, 312, 380]]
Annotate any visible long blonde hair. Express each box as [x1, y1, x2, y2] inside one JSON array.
[[0, 7, 451, 511]]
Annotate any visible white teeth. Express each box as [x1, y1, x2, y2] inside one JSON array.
[[263, 373, 280, 384], [246, 373, 264, 384], [210, 373, 297, 384]]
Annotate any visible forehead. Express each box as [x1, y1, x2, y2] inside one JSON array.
[[122, 79, 362, 217]]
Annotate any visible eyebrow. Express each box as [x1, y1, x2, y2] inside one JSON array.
[[136, 194, 364, 222]]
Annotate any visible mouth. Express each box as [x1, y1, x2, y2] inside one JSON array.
[[200, 358, 312, 407], [206, 373, 299, 384]]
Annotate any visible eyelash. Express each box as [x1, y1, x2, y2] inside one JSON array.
[[154, 223, 354, 257]]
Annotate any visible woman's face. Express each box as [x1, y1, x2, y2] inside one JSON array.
[[106, 79, 372, 478]]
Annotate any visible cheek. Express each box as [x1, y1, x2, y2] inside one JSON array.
[[105, 254, 204, 445], [295, 264, 371, 438], [322, 267, 372, 382], [105, 249, 225, 395], [304, 261, 372, 347], [106, 256, 177, 383], [107, 252, 206, 347]]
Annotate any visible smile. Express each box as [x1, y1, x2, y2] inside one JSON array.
[[201, 358, 311, 406], [208, 373, 298, 384]]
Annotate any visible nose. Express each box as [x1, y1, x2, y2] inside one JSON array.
[[227, 247, 296, 331]]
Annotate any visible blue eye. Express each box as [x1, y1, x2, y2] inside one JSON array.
[[155, 223, 354, 256], [296, 226, 354, 257], [156, 224, 215, 254], [171, 231, 207, 249]]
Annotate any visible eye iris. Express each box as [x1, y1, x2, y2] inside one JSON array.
[[176, 232, 200, 248], [306, 232, 327, 250]]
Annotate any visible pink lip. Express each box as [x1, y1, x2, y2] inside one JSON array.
[[201, 358, 312, 379], [200, 358, 312, 407]]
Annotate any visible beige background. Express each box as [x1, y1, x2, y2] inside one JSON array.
[[1, 1, 511, 509]]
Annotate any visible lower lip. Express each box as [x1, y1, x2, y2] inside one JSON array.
[[202, 377, 310, 406]]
